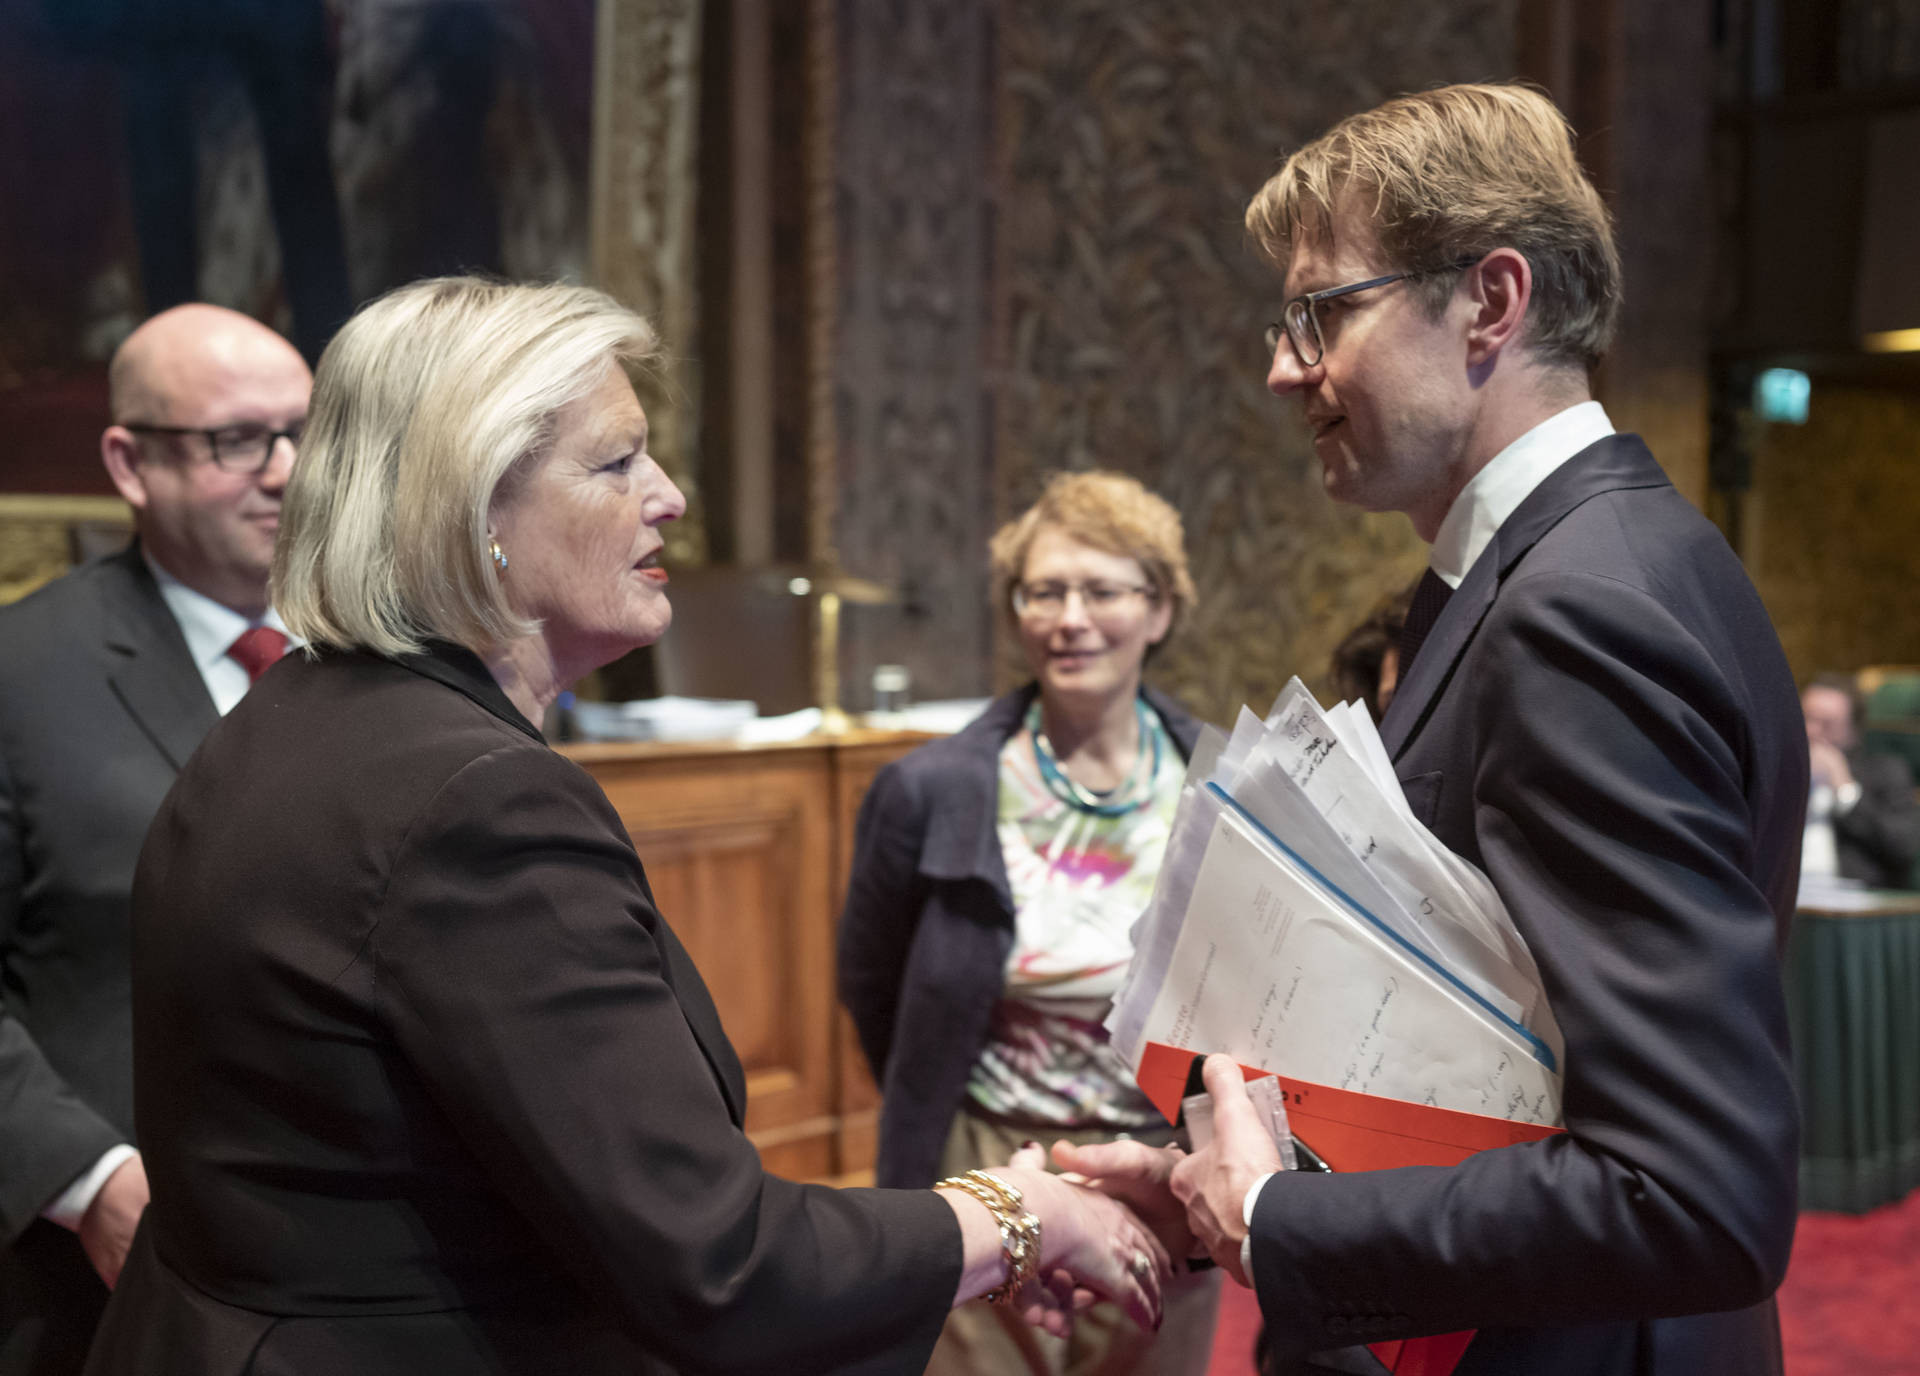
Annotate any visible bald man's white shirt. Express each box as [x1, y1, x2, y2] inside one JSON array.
[[146, 550, 294, 714]]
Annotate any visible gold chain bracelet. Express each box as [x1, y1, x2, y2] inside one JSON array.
[[934, 1169, 1042, 1304]]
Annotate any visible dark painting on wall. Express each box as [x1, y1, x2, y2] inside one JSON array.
[[0, 0, 595, 495]]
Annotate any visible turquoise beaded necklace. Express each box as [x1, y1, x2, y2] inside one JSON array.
[[1026, 696, 1161, 818]]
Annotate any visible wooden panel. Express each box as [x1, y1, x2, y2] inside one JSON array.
[[587, 746, 835, 1161], [566, 728, 931, 1181]]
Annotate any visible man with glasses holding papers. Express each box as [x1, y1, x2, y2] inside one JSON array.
[[1064, 83, 1806, 1376]]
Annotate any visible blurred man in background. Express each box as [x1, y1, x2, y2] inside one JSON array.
[[0, 303, 307, 1374], [1802, 672, 1920, 891]]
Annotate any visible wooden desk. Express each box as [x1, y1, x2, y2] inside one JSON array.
[[1787, 890, 1920, 1212], [560, 729, 931, 1184]]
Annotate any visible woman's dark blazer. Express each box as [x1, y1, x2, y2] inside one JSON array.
[[836, 684, 1202, 1190], [84, 644, 959, 1376]]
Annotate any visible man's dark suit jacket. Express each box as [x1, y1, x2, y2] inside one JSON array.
[[837, 684, 1201, 1189], [1248, 436, 1807, 1376], [0, 545, 219, 1376], [84, 643, 959, 1376], [1830, 749, 1920, 889]]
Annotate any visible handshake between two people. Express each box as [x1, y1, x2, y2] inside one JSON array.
[[952, 1055, 1282, 1339], [1055, 1055, 1283, 1289]]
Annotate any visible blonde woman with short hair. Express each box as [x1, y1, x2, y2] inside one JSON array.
[[86, 278, 1168, 1376]]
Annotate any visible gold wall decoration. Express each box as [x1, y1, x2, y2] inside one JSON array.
[[591, 0, 708, 567], [1745, 386, 1920, 679], [0, 495, 133, 606]]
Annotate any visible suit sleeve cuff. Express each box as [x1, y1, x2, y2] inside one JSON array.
[[41, 1144, 137, 1232]]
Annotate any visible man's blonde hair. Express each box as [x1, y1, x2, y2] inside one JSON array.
[[274, 277, 658, 657], [1246, 82, 1620, 373], [990, 470, 1196, 644]]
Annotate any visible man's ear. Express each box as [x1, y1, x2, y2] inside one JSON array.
[[1463, 247, 1532, 366], [100, 427, 152, 514]]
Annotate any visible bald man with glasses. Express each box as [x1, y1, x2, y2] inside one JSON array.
[[0, 304, 309, 1375]]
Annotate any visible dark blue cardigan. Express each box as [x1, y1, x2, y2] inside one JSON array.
[[835, 683, 1203, 1188]]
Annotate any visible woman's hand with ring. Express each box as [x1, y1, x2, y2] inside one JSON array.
[[994, 1160, 1171, 1337]]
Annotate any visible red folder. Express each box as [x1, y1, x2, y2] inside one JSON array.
[[1137, 1040, 1563, 1375]]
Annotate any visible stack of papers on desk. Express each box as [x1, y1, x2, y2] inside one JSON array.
[[570, 695, 760, 742], [1109, 677, 1565, 1164]]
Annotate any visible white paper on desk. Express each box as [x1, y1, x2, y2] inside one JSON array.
[[1143, 807, 1562, 1125]]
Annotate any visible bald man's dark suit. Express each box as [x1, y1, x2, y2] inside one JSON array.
[[1247, 435, 1807, 1375], [0, 545, 218, 1376]]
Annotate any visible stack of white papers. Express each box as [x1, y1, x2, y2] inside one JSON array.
[[570, 695, 761, 742], [1108, 678, 1563, 1128]]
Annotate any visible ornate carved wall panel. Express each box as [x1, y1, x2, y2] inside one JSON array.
[[830, 0, 997, 704], [1521, 0, 1714, 510], [593, 0, 709, 566], [996, 0, 1516, 725]]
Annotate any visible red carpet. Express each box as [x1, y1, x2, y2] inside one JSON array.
[[1206, 1278, 1260, 1375], [1779, 1190, 1920, 1375], [1202, 1188, 1920, 1375]]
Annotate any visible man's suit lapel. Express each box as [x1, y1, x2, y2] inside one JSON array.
[[1379, 434, 1673, 763], [100, 549, 220, 771]]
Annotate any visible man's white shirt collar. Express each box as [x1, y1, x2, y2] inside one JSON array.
[[144, 551, 292, 716], [1427, 401, 1615, 589]]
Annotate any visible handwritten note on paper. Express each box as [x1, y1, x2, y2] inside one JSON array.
[[1142, 807, 1562, 1126], [1256, 682, 1548, 1021]]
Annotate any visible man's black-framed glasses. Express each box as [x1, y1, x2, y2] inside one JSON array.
[[1264, 259, 1480, 369], [124, 420, 305, 474]]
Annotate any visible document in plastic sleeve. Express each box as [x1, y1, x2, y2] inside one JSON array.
[[1141, 806, 1561, 1125]]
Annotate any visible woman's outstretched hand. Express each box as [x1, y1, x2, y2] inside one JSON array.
[[1047, 1136, 1195, 1263], [937, 1144, 1170, 1337], [995, 1145, 1170, 1337]]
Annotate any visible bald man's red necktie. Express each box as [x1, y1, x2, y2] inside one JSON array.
[[228, 626, 289, 684]]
